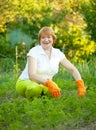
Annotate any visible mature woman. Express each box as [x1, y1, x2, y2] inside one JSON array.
[[16, 26, 86, 100]]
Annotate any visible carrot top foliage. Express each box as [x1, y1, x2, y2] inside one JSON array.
[[0, 60, 96, 130]]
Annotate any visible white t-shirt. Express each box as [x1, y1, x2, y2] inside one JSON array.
[[19, 45, 65, 80]]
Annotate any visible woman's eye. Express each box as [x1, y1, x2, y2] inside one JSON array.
[[42, 37, 45, 38], [41, 36, 52, 39]]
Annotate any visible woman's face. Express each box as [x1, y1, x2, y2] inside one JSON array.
[[40, 34, 53, 49]]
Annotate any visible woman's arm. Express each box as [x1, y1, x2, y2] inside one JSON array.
[[60, 57, 86, 98], [60, 57, 82, 80], [28, 56, 47, 84]]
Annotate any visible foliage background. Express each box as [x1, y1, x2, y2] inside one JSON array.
[[0, 0, 96, 129], [0, 0, 96, 68]]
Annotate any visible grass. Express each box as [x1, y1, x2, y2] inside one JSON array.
[[0, 59, 96, 130]]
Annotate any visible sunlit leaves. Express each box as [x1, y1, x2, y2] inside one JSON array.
[[0, 0, 95, 62]]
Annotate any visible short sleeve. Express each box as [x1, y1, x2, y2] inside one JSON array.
[[27, 48, 38, 60], [58, 49, 65, 61]]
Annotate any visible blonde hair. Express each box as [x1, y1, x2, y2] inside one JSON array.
[[38, 27, 56, 44]]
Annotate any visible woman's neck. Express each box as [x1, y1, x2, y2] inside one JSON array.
[[43, 47, 52, 59]]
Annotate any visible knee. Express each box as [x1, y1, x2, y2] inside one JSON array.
[[25, 85, 43, 100], [16, 80, 26, 97]]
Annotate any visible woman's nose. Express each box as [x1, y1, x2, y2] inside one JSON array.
[[45, 37, 49, 41]]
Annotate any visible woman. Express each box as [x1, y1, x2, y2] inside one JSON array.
[[16, 26, 86, 100]]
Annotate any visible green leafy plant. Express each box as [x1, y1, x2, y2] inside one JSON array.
[[0, 60, 96, 130]]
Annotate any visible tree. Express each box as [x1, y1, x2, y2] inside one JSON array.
[[0, 0, 18, 32], [80, 0, 96, 41], [0, 0, 95, 62]]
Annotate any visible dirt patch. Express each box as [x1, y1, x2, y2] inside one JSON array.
[[75, 122, 96, 130]]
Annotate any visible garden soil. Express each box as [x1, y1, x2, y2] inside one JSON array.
[[75, 122, 96, 130]]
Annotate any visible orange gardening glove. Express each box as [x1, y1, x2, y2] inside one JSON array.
[[76, 79, 86, 99], [44, 79, 61, 98]]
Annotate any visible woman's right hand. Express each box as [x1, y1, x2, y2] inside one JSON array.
[[44, 79, 61, 98]]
